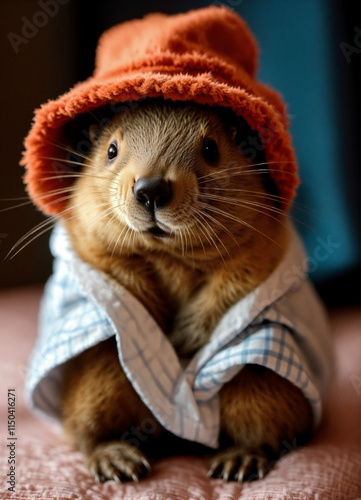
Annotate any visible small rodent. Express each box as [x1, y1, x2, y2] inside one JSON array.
[[59, 98, 312, 482]]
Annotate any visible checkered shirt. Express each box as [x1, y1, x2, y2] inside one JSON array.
[[26, 224, 333, 448]]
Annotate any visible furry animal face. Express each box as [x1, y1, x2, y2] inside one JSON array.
[[64, 100, 282, 266]]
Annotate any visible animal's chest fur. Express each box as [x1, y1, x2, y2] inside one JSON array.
[[146, 251, 249, 358], [141, 251, 208, 337], [152, 256, 204, 306]]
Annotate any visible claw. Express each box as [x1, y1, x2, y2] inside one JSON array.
[[236, 469, 244, 483], [141, 457, 151, 471], [87, 441, 151, 483], [257, 468, 265, 480], [207, 461, 219, 478], [208, 446, 269, 482], [222, 459, 236, 482]]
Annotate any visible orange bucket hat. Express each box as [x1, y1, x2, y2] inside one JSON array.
[[22, 6, 298, 216]]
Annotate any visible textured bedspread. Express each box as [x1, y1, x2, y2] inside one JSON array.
[[0, 286, 360, 499]]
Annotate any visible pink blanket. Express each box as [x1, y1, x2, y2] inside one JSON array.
[[0, 286, 360, 499]]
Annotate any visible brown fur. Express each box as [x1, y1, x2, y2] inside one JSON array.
[[59, 100, 312, 482]]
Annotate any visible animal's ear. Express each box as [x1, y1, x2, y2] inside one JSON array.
[[89, 124, 101, 145], [231, 116, 254, 147], [218, 107, 253, 146], [230, 126, 238, 142]]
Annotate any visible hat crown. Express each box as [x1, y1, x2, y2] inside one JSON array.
[[95, 7, 258, 80]]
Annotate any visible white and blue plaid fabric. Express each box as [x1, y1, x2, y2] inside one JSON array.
[[26, 224, 333, 448]]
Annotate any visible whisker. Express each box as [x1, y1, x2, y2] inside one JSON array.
[[194, 200, 241, 247], [188, 207, 214, 256], [183, 224, 188, 256], [195, 201, 285, 250], [0, 163, 119, 214], [39, 142, 117, 177], [110, 222, 128, 257], [39, 155, 96, 172], [197, 161, 297, 181], [0, 200, 34, 213], [183, 221, 195, 265], [37, 190, 114, 213], [119, 226, 132, 256], [8, 183, 116, 209], [239, 199, 317, 232], [198, 193, 288, 229], [37, 171, 118, 188], [6, 217, 56, 259], [204, 187, 318, 216], [189, 205, 229, 265], [6, 189, 119, 259], [139, 228, 147, 249], [177, 211, 207, 261], [200, 192, 317, 233], [130, 225, 137, 254], [199, 185, 289, 207], [41, 140, 111, 173], [37, 151, 120, 189], [42, 178, 118, 197], [104, 211, 122, 250], [84, 204, 115, 227], [198, 168, 297, 187], [190, 215, 207, 260], [6, 222, 58, 260], [199, 166, 319, 218], [103, 205, 127, 256], [200, 215, 230, 265], [0, 196, 31, 201], [178, 223, 185, 256]]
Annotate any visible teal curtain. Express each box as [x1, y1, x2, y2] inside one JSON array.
[[236, 0, 359, 284]]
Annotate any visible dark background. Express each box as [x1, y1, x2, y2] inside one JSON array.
[[0, 0, 359, 307]]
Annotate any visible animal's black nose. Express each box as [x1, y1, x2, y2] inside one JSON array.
[[133, 176, 171, 210]]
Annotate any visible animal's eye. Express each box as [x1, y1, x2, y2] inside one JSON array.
[[202, 138, 219, 163], [107, 142, 118, 161]]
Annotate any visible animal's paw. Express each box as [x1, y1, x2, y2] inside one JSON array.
[[87, 441, 151, 483], [207, 446, 269, 482]]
